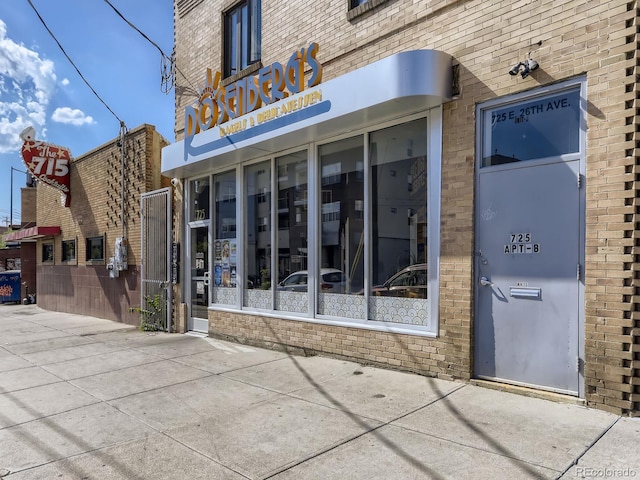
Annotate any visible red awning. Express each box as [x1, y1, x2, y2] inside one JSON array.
[[3, 226, 61, 242]]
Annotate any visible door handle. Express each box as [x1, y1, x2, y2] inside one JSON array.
[[479, 276, 493, 287], [203, 271, 210, 287]]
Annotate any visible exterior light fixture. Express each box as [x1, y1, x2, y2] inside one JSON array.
[[508, 62, 523, 76], [508, 58, 539, 78]]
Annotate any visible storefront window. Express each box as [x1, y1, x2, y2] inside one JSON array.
[[275, 151, 308, 313], [244, 161, 272, 309], [212, 170, 237, 305], [202, 114, 439, 332], [189, 177, 210, 221], [317, 136, 365, 319], [369, 118, 428, 325]]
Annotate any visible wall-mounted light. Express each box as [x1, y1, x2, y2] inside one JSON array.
[[508, 40, 540, 80], [508, 57, 539, 78]]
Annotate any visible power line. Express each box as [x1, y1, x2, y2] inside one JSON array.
[[26, 0, 124, 126], [103, 0, 197, 95]]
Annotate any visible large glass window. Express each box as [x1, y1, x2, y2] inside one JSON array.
[[317, 136, 365, 318], [224, 0, 261, 77], [275, 151, 308, 313], [212, 171, 237, 305], [244, 161, 271, 308], [369, 118, 428, 325], [201, 114, 439, 333]]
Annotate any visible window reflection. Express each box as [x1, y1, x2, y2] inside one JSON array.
[[319, 136, 364, 296], [482, 89, 580, 167], [274, 151, 312, 313], [245, 161, 272, 308], [212, 171, 237, 305], [370, 119, 428, 301]]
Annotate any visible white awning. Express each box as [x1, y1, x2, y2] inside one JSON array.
[[162, 49, 452, 178]]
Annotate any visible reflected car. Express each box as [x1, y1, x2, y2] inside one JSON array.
[[277, 268, 348, 293], [370, 263, 428, 298]]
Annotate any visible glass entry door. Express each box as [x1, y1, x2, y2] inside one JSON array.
[[189, 225, 210, 332], [188, 176, 211, 333]]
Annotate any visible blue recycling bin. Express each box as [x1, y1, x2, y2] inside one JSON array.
[[0, 270, 21, 304]]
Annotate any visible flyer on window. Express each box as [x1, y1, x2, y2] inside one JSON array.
[[214, 238, 237, 287]]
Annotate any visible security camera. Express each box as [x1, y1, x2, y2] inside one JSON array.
[[171, 178, 179, 187]]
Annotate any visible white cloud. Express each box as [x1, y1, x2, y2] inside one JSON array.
[[0, 19, 57, 153], [51, 107, 94, 126], [61, 78, 69, 86]]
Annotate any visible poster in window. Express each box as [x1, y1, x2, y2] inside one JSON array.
[[214, 238, 237, 287]]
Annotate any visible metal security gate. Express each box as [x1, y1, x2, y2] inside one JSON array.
[[140, 187, 172, 331]]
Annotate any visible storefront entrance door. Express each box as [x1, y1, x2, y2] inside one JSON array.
[[475, 159, 582, 395], [189, 226, 209, 332]]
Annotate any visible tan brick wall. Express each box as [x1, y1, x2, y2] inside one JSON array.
[[174, 0, 640, 415], [35, 125, 169, 324], [20, 187, 37, 226]]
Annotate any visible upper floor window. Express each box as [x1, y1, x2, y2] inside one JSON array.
[[224, 0, 261, 77], [347, 0, 391, 20]]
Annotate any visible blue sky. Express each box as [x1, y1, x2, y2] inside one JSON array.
[[0, 0, 175, 226]]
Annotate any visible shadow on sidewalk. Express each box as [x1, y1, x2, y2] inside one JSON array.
[[253, 317, 545, 479]]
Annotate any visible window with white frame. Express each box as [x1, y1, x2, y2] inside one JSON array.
[[317, 135, 365, 318], [206, 115, 439, 333], [244, 160, 272, 307], [212, 170, 237, 306], [275, 150, 308, 313]]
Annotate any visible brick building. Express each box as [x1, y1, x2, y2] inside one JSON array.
[[7, 125, 169, 324], [2, 183, 37, 302], [162, 0, 640, 415]]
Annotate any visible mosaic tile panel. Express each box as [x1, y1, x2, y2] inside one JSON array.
[[369, 297, 429, 326], [213, 287, 236, 306], [275, 291, 308, 313], [243, 289, 273, 309], [317, 293, 366, 319]]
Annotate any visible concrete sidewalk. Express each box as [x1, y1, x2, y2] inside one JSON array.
[[0, 304, 638, 479]]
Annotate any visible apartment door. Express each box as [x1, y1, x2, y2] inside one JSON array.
[[475, 83, 584, 395]]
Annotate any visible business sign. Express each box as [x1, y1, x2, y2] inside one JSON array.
[[20, 126, 72, 207], [185, 42, 323, 147]]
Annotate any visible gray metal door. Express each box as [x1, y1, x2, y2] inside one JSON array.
[[475, 160, 581, 395], [140, 188, 172, 332]]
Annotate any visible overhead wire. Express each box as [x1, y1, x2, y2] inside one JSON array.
[[102, 0, 197, 95], [26, 0, 124, 126]]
